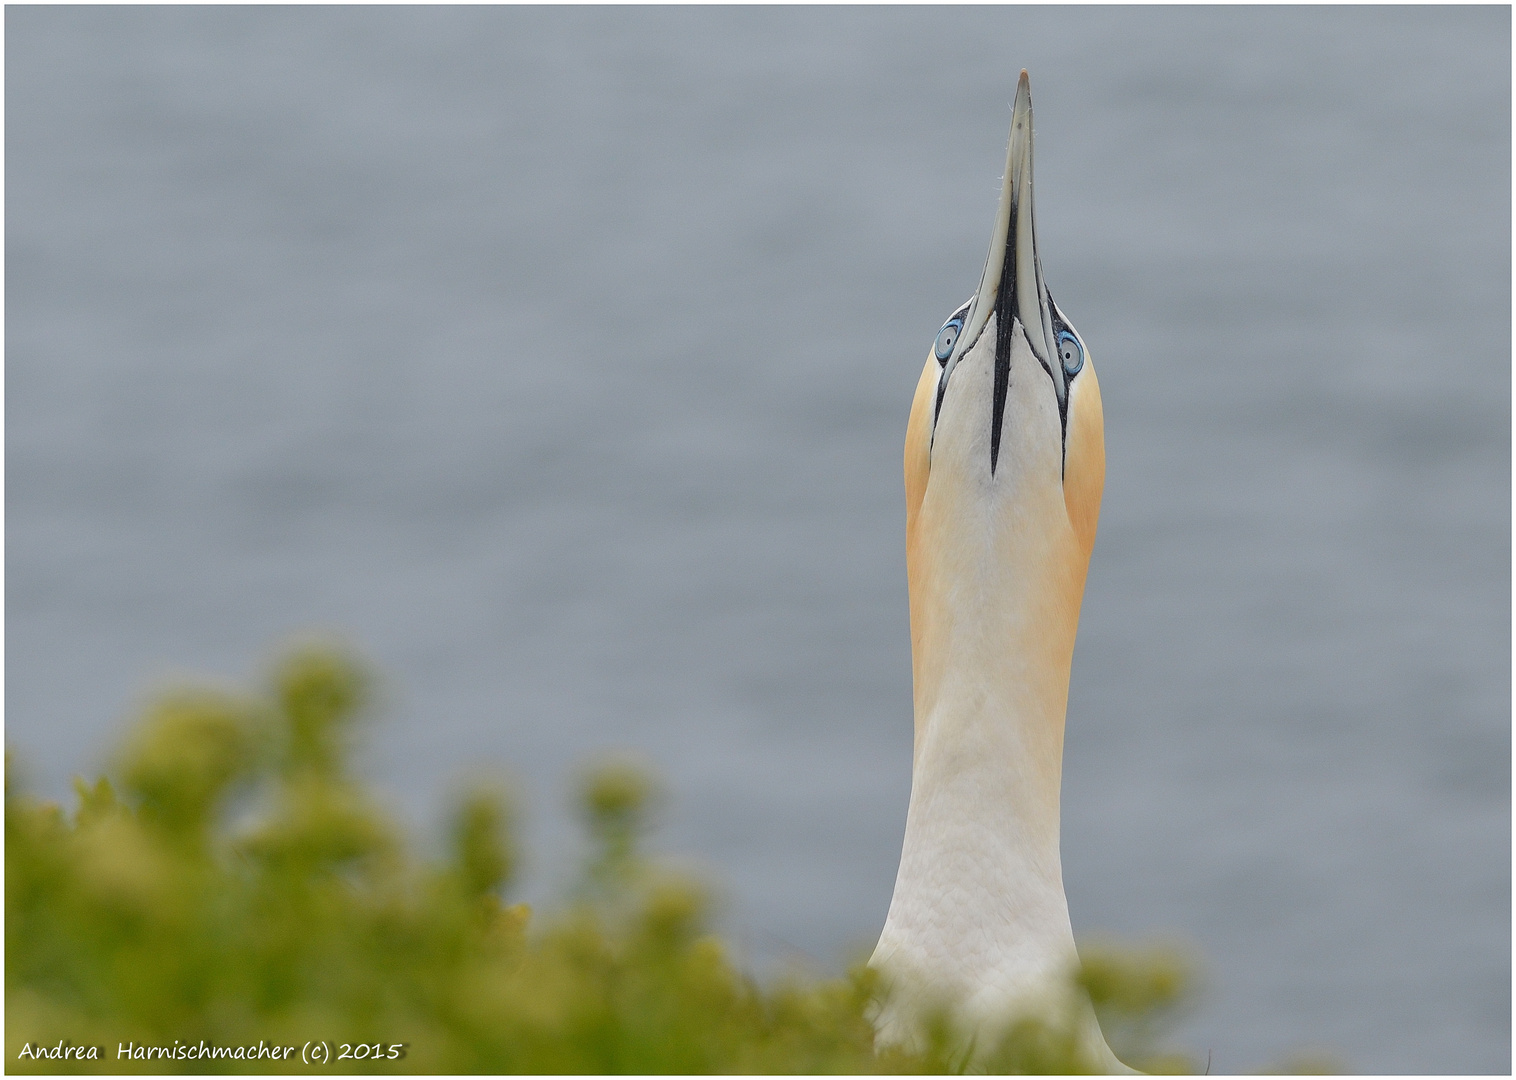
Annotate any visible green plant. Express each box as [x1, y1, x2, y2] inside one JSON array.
[[7, 643, 1204, 1074]]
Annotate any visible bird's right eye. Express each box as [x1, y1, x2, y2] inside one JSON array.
[[1057, 330, 1083, 376], [934, 317, 963, 365]]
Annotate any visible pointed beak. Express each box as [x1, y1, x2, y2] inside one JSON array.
[[942, 71, 1062, 405]]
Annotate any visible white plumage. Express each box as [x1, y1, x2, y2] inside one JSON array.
[[870, 71, 1125, 1073]]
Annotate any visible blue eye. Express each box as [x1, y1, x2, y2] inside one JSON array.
[[934, 318, 963, 365], [1057, 330, 1083, 376]]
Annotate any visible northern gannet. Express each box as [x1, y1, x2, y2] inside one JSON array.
[[870, 71, 1124, 1072]]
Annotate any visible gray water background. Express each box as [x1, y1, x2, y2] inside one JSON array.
[[6, 7, 1509, 1073]]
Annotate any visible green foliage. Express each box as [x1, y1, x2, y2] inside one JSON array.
[[1077, 940, 1199, 1074], [7, 644, 1203, 1074]]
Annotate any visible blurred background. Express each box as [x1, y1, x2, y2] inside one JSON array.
[[6, 7, 1508, 1073]]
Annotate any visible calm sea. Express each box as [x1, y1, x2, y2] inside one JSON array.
[[7, 7, 1509, 1072]]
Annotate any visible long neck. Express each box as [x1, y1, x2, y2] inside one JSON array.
[[873, 348, 1095, 1011], [909, 541, 1081, 899], [877, 472, 1089, 1001]]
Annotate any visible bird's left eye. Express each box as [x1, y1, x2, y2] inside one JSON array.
[[934, 318, 963, 365], [1057, 331, 1083, 376]]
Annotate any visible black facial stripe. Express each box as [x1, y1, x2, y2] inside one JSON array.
[[990, 200, 1017, 477], [1047, 291, 1071, 472]]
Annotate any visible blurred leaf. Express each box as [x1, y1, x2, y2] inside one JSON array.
[[451, 785, 515, 900], [117, 690, 261, 839], [1079, 938, 1201, 1072], [70, 777, 119, 828], [273, 643, 368, 779]]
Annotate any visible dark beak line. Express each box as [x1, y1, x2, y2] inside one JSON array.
[[989, 187, 1018, 476], [990, 70, 1033, 476]]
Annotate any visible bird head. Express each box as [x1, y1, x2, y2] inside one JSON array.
[[906, 70, 1104, 565]]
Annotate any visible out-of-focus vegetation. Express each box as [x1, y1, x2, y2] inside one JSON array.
[[8, 643, 1214, 1073]]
